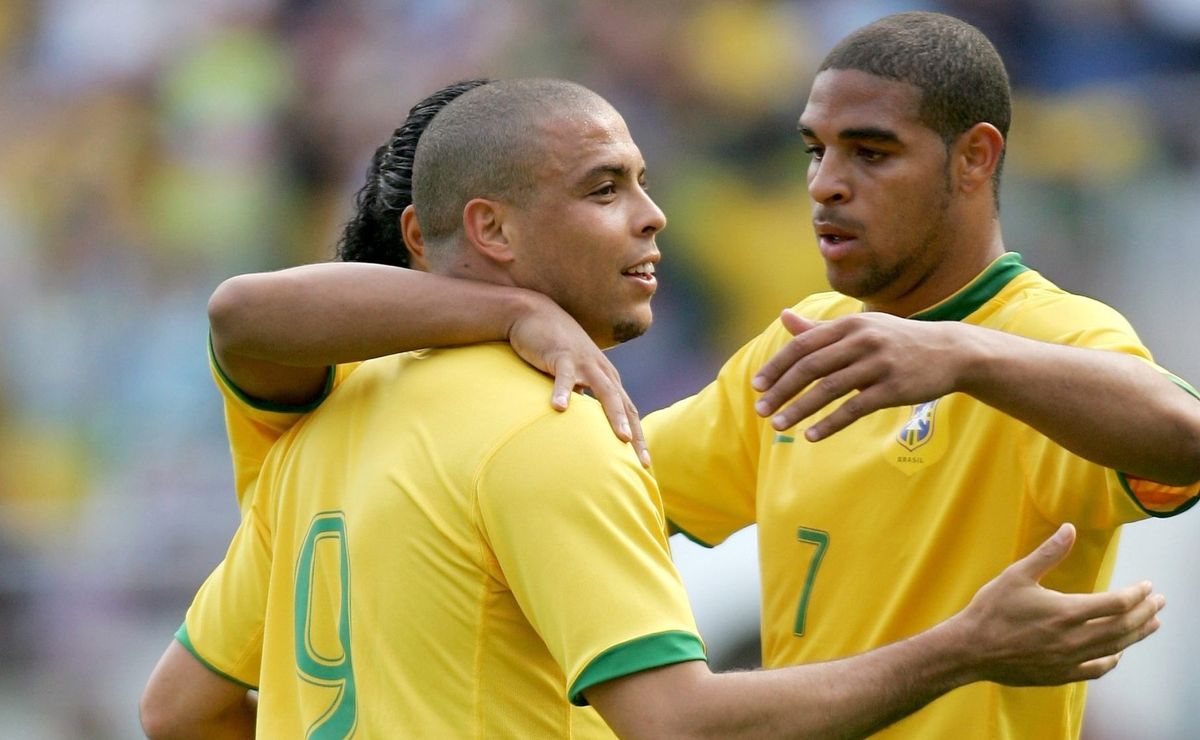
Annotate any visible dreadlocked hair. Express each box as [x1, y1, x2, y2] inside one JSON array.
[[336, 79, 491, 266]]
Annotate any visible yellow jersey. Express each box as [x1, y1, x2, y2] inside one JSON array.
[[207, 336, 359, 515], [183, 343, 705, 737], [645, 253, 1199, 739]]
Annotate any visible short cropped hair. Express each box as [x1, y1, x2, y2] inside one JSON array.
[[412, 78, 608, 246], [820, 12, 1011, 196]]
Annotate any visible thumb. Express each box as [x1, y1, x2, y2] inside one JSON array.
[[780, 309, 818, 337], [1011, 523, 1076, 583]]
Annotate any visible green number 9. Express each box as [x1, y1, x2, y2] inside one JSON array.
[[294, 511, 357, 739]]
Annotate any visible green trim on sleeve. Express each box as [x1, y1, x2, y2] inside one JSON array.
[[668, 520, 715, 549], [1166, 372, 1200, 400], [208, 333, 335, 413], [175, 622, 259, 691], [1115, 474, 1200, 518], [910, 252, 1028, 322], [1115, 371, 1200, 518], [569, 630, 707, 706]]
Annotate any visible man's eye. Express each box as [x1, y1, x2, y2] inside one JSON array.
[[858, 148, 886, 162], [804, 146, 824, 160], [592, 184, 617, 197]]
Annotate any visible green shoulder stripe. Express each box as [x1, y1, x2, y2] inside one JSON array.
[[569, 631, 707, 706], [174, 622, 259, 690], [208, 333, 335, 413]]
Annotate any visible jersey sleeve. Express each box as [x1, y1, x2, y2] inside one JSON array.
[[1004, 295, 1200, 524], [643, 318, 790, 546], [209, 336, 359, 514], [475, 405, 707, 706], [175, 486, 274, 689]]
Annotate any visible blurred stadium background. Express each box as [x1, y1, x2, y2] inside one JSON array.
[[1, 0, 1198, 736]]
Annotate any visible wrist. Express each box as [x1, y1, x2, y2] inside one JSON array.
[[499, 287, 551, 341], [917, 611, 985, 690], [952, 324, 1004, 399]]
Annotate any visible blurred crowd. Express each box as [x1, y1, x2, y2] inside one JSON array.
[[1, 0, 1199, 737]]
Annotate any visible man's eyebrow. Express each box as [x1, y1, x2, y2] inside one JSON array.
[[797, 124, 901, 144], [579, 163, 633, 182]]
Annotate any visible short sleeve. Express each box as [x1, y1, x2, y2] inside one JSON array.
[[645, 319, 788, 546], [208, 336, 359, 513], [475, 405, 706, 706], [1004, 296, 1200, 523], [177, 490, 274, 688]]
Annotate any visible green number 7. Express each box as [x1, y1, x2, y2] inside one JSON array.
[[793, 527, 829, 636]]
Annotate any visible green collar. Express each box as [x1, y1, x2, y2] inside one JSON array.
[[909, 252, 1028, 322]]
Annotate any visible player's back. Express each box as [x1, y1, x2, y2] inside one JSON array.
[[251, 343, 622, 738]]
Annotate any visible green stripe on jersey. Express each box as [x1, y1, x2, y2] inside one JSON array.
[[569, 630, 706, 706]]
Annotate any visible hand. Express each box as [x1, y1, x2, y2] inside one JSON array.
[[752, 310, 970, 441], [953, 523, 1164, 686], [508, 295, 650, 467]]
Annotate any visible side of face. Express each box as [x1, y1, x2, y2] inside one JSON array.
[[799, 69, 958, 312], [501, 105, 665, 348]]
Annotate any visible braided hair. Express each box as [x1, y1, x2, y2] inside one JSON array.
[[336, 79, 491, 266]]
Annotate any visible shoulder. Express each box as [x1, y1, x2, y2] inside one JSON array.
[[989, 270, 1143, 346], [792, 290, 859, 320]]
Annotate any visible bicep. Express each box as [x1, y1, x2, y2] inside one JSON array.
[[141, 640, 254, 738], [585, 661, 712, 740]]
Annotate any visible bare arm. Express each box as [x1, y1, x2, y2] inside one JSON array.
[[139, 640, 255, 740], [588, 524, 1163, 739], [208, 262, 649, 464], [753, 311, 1200, 485]]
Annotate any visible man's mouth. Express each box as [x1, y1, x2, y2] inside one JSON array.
[[623, 261, 656, 282]]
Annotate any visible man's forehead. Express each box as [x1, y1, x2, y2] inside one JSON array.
[[799, 69, 923, 132], [535, 109, 643, 177]]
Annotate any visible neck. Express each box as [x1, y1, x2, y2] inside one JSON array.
[[864, 218, 1005, 317]]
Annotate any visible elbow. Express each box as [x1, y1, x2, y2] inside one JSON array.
[[207, 275, 261, 355], [138, 684, 182, 740]]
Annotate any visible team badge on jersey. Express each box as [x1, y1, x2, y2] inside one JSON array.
[[897, 399, 940, 451]]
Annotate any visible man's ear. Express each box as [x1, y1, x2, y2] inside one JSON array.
[[400, 205, 430, 271], [462, 198, 516, 264], [954, 122, 1004, 196]]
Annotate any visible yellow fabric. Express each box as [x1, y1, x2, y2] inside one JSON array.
[[646, 254, 1197, 739], [187, 344, 704, 737], [208, 341, 360, 515]]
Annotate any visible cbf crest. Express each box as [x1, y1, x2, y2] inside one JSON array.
[[897, 399, 940, 451]]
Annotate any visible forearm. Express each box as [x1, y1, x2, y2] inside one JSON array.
[[685, 621, 972, 739], [958, 327, 1200, 485], [208, 262, 538, 367], [592, 621, 975, 740]]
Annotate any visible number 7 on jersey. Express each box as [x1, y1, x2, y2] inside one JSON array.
[[794, 527, 829, 636]]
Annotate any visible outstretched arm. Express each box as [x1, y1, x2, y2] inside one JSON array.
[[208, 262, 649, 464], [588, 524, 1163, 739], [753, 311, 1200, 485]]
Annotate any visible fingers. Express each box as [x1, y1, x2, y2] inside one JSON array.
[[550, 359, 577, 411], [1073, 593, 1164, 657], [751, 312, 830, 394], [800, 382, 891, 440], [1059, 581, 1153, 622], [625, 398, 651, 468], [779, 309, 818, 338], [1008, 524, 1076, 582], [547, 355, 640, 452], [590, 374, 633, 443], [1070, 653, 1121, 681], [753, 331, 857, 422]]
